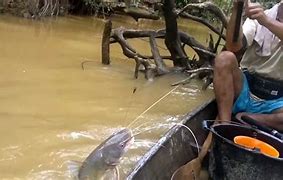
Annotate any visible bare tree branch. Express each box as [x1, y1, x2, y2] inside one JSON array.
[[102, 20, 112, 65], [149, 35, 170, 74], [179, 1, 228, 28], [180, 12, 226, 40]]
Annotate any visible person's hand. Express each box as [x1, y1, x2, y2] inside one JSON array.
[[245, 1, 269, 25]]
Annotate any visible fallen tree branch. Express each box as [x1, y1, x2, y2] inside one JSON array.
[[180, 12, 226, 40], [190, 46, 216, 57], [149, 35, 170, 74], [123, 7, 160, 21], [202, 75, 213, 90], [133, 56, 153, 79], [171, 73, 199, 86], [104, 25, 216, 79], [185, 67, 213, 74], [102, 20, 112, 65]]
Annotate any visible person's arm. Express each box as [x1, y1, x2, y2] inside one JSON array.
[[263, 20, 283, 41], [246, 2, 283, 41]]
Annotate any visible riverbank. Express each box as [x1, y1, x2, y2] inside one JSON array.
[[0, 0, 68, 18]]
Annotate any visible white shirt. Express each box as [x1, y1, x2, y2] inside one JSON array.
[[240, 3, 283, 81]]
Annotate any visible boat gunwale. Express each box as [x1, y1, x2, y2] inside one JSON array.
[[127, 99, 216, 179]]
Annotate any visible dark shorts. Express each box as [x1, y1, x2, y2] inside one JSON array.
[[232, 72, 283, 114]]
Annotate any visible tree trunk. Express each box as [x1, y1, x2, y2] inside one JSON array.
[[163, 0, 190, 68], [102, 20, 112, 65]]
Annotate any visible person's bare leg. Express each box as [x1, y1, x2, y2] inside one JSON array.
[[213, 51, 243, 121], [236, 108, 283, 131]]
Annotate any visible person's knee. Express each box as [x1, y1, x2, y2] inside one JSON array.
[[214, 51, 237, 70]]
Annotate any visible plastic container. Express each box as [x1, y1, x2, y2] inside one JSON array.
[[204, 121, 283, 180], [234, 135, 279, 158]]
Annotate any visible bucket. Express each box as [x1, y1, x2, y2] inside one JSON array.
[[204, 121, 283, 180]]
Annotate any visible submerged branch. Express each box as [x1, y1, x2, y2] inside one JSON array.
[[102, 20, 112, 65], [149, 35, 170, 74], [185, 67, 213, 74], [104, 24, 216, 80]]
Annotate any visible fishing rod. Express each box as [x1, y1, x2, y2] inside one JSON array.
[[233, 0, 245, 42], [241, 115, 283, 140], [128, 77, 205, 128]]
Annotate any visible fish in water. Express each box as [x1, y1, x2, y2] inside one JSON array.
[[78, 128, 134, 180]]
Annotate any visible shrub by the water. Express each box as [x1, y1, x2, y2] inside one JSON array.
[[1, 0, 69, 18]]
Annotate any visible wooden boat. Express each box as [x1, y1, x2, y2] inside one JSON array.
[[126, 99, 217, 180], [126, 99, 283, 180]]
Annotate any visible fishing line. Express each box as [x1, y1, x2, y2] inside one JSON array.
[[130, 121, 200, 156], [127, 85, 180, 128], [132, 123, 174, 137], [130, 122, 199, 155], [131, 117, 177, 133], [173, 123, 200, 155], [132, 121, 158, 133], [133, 139, 167, 149], [124, 87, 138, 123], [128, 74, 197, 128]]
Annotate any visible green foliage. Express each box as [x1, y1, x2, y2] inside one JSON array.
[[83, 0, 100, 9], [175, 0, 189, 8], [212, 0, 280, 15], [213, 0, 232, 15], [256, 0, 280, 8]]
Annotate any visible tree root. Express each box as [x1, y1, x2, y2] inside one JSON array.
[[102, 24, 217, 80], [101, 19, 218, 81], [100, 1, 226, 87]]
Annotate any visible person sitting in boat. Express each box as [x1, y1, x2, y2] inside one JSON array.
[[213, 0, 283, 131]]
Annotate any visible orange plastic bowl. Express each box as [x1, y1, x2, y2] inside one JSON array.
[[234, 136, 280, 158]]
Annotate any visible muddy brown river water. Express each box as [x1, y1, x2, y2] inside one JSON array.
[[0, 14, 214, 179]]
